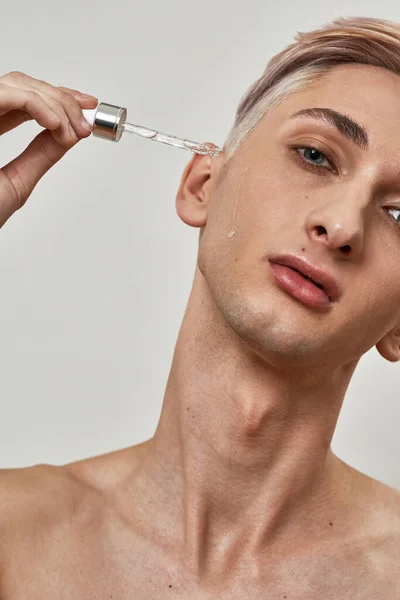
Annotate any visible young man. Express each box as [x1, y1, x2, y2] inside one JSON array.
[[1, 15, 400, 599]]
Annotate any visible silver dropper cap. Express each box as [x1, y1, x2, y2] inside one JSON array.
[[91, 102, 127, 142]]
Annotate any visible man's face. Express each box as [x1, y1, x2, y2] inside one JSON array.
[[180, 64, 400, 367]]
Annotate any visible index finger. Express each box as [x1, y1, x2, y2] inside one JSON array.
[[57, 86, 98, 106], [0, 85, 61, 130]]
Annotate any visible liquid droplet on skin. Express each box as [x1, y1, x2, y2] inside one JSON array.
[[227, 230, 236, 238]]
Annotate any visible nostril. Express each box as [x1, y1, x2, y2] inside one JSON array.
[[316, 226, 327, 236]]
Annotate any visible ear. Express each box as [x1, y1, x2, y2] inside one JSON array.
[[175, 143, 223, 228], [375, 329, 400, 362]]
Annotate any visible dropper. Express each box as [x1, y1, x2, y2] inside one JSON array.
[[82, 103, 221, 157]]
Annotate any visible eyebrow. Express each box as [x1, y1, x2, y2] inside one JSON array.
[[289, 107, 369, 150]]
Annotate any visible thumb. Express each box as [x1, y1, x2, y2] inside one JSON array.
[[0, 129, 72, 227]]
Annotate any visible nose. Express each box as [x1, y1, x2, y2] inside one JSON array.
[[304, 181, 371, 257]]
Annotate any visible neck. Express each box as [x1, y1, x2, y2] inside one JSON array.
[[129, 267, 359, 581]]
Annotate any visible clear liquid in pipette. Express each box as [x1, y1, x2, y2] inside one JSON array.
[[122, 122, 220, 156]]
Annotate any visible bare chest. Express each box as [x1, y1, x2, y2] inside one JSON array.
[[2, 530, 398, 599]]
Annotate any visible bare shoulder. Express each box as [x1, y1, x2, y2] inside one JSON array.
[[337, 457, 400, 562], [0, 461, 111, 573], [342, 458, 400, 516], [0, 464, 88, 539], [0, 462, 115, 597], [0, 441, 150, 544], [360, 476, 400, 584], [0, 440, 149, 520], [62, 440, 151, 494]]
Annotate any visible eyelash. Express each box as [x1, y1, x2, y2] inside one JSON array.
[[292, 145, 400, 230]]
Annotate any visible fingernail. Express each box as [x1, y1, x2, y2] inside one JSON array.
[[80, 93, 97, 100], [81, 117, 92, 131]]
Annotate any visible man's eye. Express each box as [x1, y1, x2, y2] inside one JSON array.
[[387, 207, 400, 229], [295, 146, 335, 172]]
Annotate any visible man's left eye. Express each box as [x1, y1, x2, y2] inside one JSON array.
[[387, 207, 400, 228]]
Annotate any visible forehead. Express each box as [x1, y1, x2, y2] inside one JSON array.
[[298, 63, 400, 104]]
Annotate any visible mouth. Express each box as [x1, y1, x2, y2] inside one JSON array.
[[267, 254, 341, 308], [290, 268, 324, 289]]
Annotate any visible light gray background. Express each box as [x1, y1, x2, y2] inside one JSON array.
[[0, 0, 399, 489]]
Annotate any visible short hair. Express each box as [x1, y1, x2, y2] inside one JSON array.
[[223, 16, 400, 163]]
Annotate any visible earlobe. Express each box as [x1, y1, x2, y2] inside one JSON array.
[[175, 150, 214, 228], [375, 330, 400, 362]]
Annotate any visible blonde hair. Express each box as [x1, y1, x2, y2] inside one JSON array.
[[223, 16, 400, 163]]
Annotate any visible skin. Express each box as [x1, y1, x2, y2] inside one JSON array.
[[1, 63, 400, 598]]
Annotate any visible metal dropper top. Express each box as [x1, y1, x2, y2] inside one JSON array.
[[82, 103, 220, 156], [90, 103, 127, 142]]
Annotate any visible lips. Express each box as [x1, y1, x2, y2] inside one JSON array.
[[268, 254, 341, 303]]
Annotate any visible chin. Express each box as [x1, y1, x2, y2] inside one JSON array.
[[219, 290, 327, 362]]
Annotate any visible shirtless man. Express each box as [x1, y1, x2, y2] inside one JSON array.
[[1, 15, 400, 599]]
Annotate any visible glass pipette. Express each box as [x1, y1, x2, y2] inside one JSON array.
[[82, 103, 221, 157]]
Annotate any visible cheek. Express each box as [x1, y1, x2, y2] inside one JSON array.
[[341, 265, 400, 345], [365, 268, 400, 318], [241, 168, 301, 231], [203, 158, 304, 260]]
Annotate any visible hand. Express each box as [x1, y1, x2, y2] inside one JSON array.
[[0, 71, 98, 227]]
